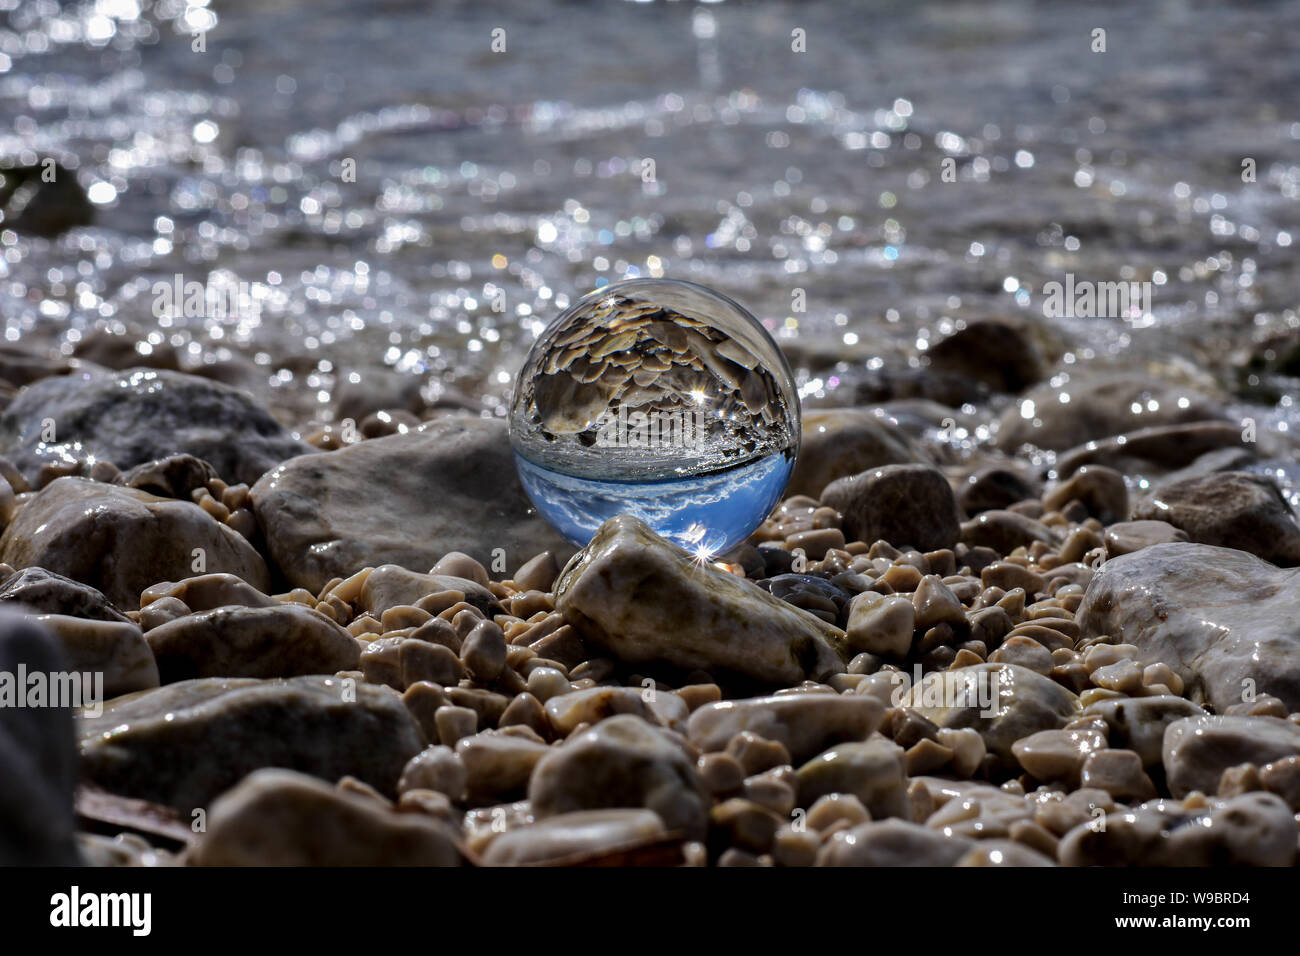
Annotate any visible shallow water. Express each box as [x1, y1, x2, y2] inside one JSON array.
[[2, 0, 1297, 495]]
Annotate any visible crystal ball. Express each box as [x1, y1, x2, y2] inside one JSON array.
[[509, 277, 800, 558]]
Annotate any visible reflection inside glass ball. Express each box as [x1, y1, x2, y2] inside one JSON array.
[[509, 278, 800, 557]]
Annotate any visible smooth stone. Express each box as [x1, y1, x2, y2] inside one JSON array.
[[544, 686, 659, 735], [786, 408, 930, 499], [1131, 472, 1300, 566], [334, 366, 425, 423], [844, 592, 914, 658], [528, 714, 709, 839], [955, 840, 1056, 866], [1103, 520, 1189, 557], [145, 603, 359, 683], [0, 608, 80, 864], [32, 613, 159, 698], [481, 809, 666, 865], [817, 819, 975, 866], [456, 731, 552, 806], [1083, 695, 1206, 768], [903, 663, 1081, 767], [687, 693, 884, 764], [796, 736, 908, 819], [250, 417, 573, 594], [1077, 542, 1300, 711], [1055, 422, 1248, 478], [0, 162, 93, 237], [820, 464, 960, 552], [996, 375, 1225, 453], [361, 636, 463, 690], [1162, 715, 1300, 798], [1080, 749, 1157, 802], [0, 566, 130, 622], [957, 464, 1041, 517], [1042, 465, 1129, 525], [555, 515, 848, 686], [78, 675, 426, 809], [357, 564, 499, 618], [925, 319, 1044, 394], [141, 573, 277, 612], [0, 368, 310, 486], [190, 768, 460, 866], [958, 510, 1059, 554], [1059, 792, 1296, 867], [397, 745, 466, 800], [115, 454, 217, 500], [1011, 727, 1107, 787], [0, 477, 269, 610]]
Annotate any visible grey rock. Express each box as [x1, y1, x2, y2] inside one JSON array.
[[1078, 542, 1300, 711], [787, 408, 930, 499], [33, 613, 159, 698], [0, 566, 130, 622], [145, 603, 359, 683], [902, 663, 1081, 767], [78, 675, 426, 809], [251, 417, 572, 594], [528, 714, 709, 839], [688, 692, 884, 764], [190, 768, 460, 866], [1162, 715, 1300, 798], [481, 809, 665, 865], [1131, 471, 1300, 565], [0, 368, 310, 485], [0, 477, 269, 610], [821, 464, 961, 551], [555, 515, 848, 685], [817, 819, 974, 866]]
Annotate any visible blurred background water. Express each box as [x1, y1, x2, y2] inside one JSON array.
[[1, 0, 1297, 495]]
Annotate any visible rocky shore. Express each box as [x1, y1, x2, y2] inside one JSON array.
[[1, 346, 1299, 868]]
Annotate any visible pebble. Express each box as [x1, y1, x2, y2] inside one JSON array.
[[0, 477, 269, 610], [1059, 791, 1296, 867], [957, 464, 1041, 517], [903, 663, 1081, 767], [1132, 471, 1300, 565], [845, 592, 914, 658], [528, 714, 710, 839], [456, 731, 552, 806], [361, 635, 463, 690], [1102, 519, 1189, 556], [1162, 714, 1300, 798], [1083, 695, 1205, 768], [78, 675, 425, 809], [146, 603, 359, 683], [0, 368, 310, 487], [250, 417, 574, 594], [1011, 727, 1107, 787], [1080, 749, 1157, 802], [1079, 542, 1300, 711], [786, 408, 930, 499], [0, 567, 131, 622], [481, 809, 666, 865], [190, 768, 460, 866], [959, 510, 1059, 555], [688, 693, 885, 764], [820, 465, 960, 552], [543, 686, 660, 735], [34, 613, 160, 697], [555, 515, 848, 685], [796, 736, 908, 819], [397, 746, 467, 800], [1042, 465, 1130, 525], [141, 573, 278, 612], [817, 819, 975, 867]]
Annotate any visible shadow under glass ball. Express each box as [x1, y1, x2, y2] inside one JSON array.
[[509, 278, 800, 557]]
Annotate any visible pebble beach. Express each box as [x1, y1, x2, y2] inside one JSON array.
[[2, 1, 1300, 870]]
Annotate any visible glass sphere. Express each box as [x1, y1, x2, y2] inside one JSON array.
[[509, 277, 800, 558]]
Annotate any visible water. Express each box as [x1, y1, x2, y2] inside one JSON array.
[[3, 1, 1299, 501], [509, 278, 799, 552], [514, 447, 795, 557]]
